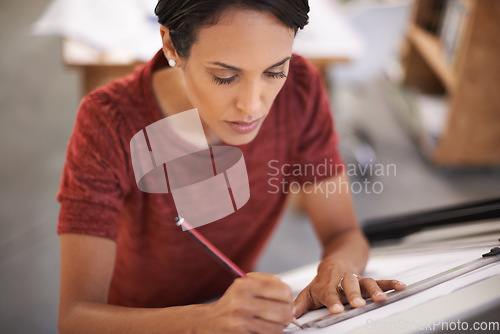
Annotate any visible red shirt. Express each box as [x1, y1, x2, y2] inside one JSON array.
[[57, 50, 344, 307]]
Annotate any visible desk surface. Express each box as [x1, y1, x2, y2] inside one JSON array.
[[280, 219, 500, 333], [38, 0, 364, 94], [58, 0, 363, 67]]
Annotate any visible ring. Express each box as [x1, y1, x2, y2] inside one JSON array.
[[337, 273, 359, 291], [337, 277, 344, 291]]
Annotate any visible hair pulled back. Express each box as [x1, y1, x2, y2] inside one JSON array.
[[155, 0, 309, 58]]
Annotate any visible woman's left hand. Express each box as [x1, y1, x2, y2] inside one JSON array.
[[293, 258, 406, 318]]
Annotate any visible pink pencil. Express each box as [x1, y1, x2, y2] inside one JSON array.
[[175, 216, 303, 328], [175, 216, 246, 277]]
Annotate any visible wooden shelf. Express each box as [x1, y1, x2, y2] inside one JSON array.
[[408, 24, 456, 93], [399, 0, 500, 166]]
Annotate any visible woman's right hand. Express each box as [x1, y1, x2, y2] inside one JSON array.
[[199, 272, 295, 334], [59, 234, 294, 334]]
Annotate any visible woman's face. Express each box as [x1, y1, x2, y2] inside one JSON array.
[[176, 8, 295, 146]]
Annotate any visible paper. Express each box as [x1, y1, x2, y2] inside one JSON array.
[[34, 0, 363, 63], [281, 246, 500, 333], [32, 0, 161, 61], [293, 0, 364, 60]]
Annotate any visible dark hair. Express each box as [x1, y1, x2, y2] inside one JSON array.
[[155, 0, 309, 58]]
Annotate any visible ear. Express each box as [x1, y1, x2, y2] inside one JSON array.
[[160, 25, 181, 65]]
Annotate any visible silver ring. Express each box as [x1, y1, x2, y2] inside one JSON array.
[[337, 274, 359, 291], [337, 277, 344, 291]]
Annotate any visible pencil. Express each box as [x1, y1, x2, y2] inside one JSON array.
[[175, 216, 303, 329]]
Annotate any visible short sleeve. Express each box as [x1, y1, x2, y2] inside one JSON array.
[[56, 93, 128, 241], [290, 56, 345, 184]]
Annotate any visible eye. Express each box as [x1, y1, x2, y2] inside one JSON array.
[[213, 76, 236, 85], [266, 71, 287, 79]]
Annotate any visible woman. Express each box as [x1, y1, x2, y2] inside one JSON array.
[[57, 0, 405, 333]]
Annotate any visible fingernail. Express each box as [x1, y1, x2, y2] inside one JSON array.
[[373, 291, 386, 300], [292, 306, 297, 316], [396, 281, 407, 288], [352, 297, 365, 307], [330, 304, 344, 313]]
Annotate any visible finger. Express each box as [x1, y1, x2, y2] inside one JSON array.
[[320, 288, 345, 314], [246, 273, 293, 303], [251, 298, 293, 326], [246, 272, 282, 281], [375, 279, 407, 291], [359, 277, 387, 301], [250, 316, 288, 334], [341, 274, 366, 308], [293, 287, 314, 318]]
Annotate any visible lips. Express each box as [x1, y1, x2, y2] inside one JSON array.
[[225, 119, 261, 134]]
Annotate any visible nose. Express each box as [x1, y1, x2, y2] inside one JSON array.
[[235, 80, 262, 119]]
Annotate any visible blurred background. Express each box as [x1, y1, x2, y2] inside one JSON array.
[[1, 0, 499, 333]]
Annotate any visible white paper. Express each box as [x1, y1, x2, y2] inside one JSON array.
[[281, 247, 500, 333], [34, 0, 362, 63], [32, 0, 161, 61], [293, 0, 364, 60]]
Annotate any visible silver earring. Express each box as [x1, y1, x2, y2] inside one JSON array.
[[168, 59, 176, 67]]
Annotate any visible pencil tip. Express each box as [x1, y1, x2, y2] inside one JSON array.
[[175, 216, 184, 226], [291, 318, 303, 329]]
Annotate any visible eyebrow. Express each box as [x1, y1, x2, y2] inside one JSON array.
[[209, 56, 291, 72]]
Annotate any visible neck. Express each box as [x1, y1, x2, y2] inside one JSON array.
[[152, 68, 222, 146], [152, 67, 192, 117]]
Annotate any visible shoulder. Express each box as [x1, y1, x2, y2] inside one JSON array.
[[286, 53, 323, 95], [81, 49, 165, 121], [75, 64, 153, 142], [276, 54, 330, 119], [277, 54, 326, 109], [79, 67, 143, 121], [289, 54, 320, 80]]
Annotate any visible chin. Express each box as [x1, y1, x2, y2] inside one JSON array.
[[222, 133, 257, 146]]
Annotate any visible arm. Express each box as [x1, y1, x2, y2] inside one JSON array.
[[304, 173, 369, 272], [293, 173, 406, 317], [58, 234, 295, 334]]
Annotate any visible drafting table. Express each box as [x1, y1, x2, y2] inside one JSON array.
[[56, 0, 362, 95], [280, 218, 500, 333]]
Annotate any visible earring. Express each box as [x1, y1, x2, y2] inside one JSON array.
[[168, 59, 176, 67]]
